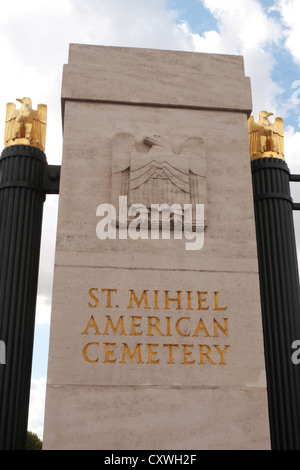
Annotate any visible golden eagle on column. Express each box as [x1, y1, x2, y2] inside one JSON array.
[[248, 111, 284, 161], [4, 98, 47, 152]]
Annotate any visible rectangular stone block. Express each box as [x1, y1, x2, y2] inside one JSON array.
[[43, 44, 270, 450], [62, 44, 252, 113]]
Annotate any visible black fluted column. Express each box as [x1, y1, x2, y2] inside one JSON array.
[[0, 145, 60, 450], [251, 157, 300, 450]]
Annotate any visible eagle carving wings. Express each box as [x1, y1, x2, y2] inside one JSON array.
[[111, 133, 207, 228]]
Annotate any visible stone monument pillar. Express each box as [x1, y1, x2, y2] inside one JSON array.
[[43, 44, 270, 450]]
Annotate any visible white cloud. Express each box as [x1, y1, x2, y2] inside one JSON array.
[[75, 0, 189, 50], [202, 0, 281, 51], [0, 0, 191, 72], [37, 196, 59, 314], [179, 21, 223, 53], [35, 296, 52, 325], [273, 0, 300, 64], [28, 377, 47, 439], [185, 0, 285, 117], [284, 126, 300, 173]]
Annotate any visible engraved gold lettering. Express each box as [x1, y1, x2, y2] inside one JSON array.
[[147, 344, 160, 364], [175, 317, 190, 337], [163, 344, 179, 364], [128, 290, 150, 309], [88, 288, 99, 308], [164, 291, 182, 310], [192, 319, 210, 337], [131, 316, 143, 336], [213, 318, 228, 337], [83, 342, 99, 363], [199, 345, 216, 365], [82, 315, 101, 335], [214, 292, 227, 311], [154, 290, 159, 310], [104, 343, 117, 363], [120, 343, 144, 363], [166, 317, 172, 337], [147, 317, 164, 336], [102, 289, 117, 308], [182, 344, 195, 364], [104, 315, 126, 336], [187, 291, 193, 310], [214, 345, 230, 365], [197, 292, 209, 310], [82, 288, 231, 367]]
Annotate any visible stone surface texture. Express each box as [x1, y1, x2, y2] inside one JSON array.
[[43, 44, 270, 450]]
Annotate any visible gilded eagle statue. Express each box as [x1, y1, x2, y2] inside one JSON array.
[[4, 98, 47, 152], [248, 111, 284, 161]]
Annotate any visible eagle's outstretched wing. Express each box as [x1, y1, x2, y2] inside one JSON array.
[[5, 102, 17, 122], [111, 133, 136, 207], [273, 117, 284, 156], [181, 136, 207, 227], [273, 117, 284, 137], [37, 104, 47, 124], [248, 115, 262, 158], [4, 103, 17, 146], [32, 104, 47, 150]]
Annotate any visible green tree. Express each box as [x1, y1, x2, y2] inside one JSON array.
[[26, 431, 42, 450]]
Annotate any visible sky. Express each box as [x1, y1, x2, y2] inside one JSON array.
[[1, 0, 300, 440]]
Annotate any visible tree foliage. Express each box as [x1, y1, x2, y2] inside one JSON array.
[[26, 431, 42, 450]]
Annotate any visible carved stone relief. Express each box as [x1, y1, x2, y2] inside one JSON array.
[[111, 133, 207, 228]]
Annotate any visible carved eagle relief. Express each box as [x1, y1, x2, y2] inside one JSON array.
[[111, 133, 207, 228]]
